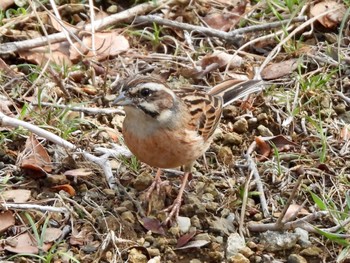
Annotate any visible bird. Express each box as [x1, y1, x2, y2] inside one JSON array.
[[112, 76, 263, 224]]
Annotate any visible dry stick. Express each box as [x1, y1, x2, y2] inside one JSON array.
[[136, 15, 307, 42], [31, 102, 125, 115], [0, 111, 129, 189], [249, 211, 329, 233], [245, 141, 270, 217], [239, 169, 253, 238], [275, 173, 305, 228], [258, 7, 341, 74], [0, 203, 68, 214], [0, 0, 171, 54]]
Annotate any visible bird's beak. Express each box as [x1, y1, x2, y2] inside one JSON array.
[[112, 92, 132, 106]]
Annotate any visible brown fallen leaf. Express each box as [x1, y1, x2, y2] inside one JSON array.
[[18, 42, 71, 66], [255, 136, 271, 161], [176, 231, 197, 248], [51, 184, 76, 196], [203, 2, 247, 31], [140, 217, 165, 235], [261, 59, 298, 80], [4, 232, 51, 254], [0, 0, 14, 10], [70, 31, 129, 62], [310, 1, 346, 28], [0, 211, 15, 233], [2, 189, 32, 203], [18, 134, 53, 177]]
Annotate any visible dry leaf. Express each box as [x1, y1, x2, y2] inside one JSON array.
[[51, 184, 76, 196], [174, 240, 210, 250], [18, 134, 52, 177], [2, 189, 31, 203], [203, 3, 247, 31], [282, 204, 309, 222], [0, 211, 15, 233], [200, 50, 242, 69], [18, 42, 71, 66], [70, 31, 129, 61], [176, 231, 196, 248], [42, 228, 62, 243], [0, 0, 14, 10], [255, 137, 271, 161], [340, 125, 350, 141], [140, 217, 165, 235], [4, 232, 51, 254], [310, 1, 346, 28], [261, 59, 298, 80]]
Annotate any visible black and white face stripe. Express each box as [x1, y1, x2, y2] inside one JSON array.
[[120, 78, 177, 121]]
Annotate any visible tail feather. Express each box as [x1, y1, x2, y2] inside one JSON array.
[[209, 79, 264, 107]]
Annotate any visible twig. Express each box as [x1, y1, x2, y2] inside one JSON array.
[[276, 173, 305, 227], [245, 142, 270, 217], [136, 15, 307, 43], [0, 0, 171, 54], [248, 211, 329, 232], [31, 102, 125, 115], [0, 203, 68, 213], [0, 111, 130, 189]]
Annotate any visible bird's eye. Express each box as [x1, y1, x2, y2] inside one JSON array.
[[140, 88, 151, 97]]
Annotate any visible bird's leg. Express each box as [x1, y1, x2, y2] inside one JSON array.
[[162, 171, 190, 225], [145, 168, 168, 200]]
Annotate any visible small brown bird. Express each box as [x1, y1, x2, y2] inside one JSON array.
[[113, 76, 262, 224]]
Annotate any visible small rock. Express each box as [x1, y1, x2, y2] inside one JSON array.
[[147, 248, 160, 257], [168, 225, 180, 236], [98, 215, 120, 232], [223, 105, 239, 119], [202, 193, 214, 202], [257, 113, 268, 122], [257, 125, 274, 137], [213, 128, 224, 142], [120, 200, 134, 211], [334, 103, 346, 114], [46, 174, 70, 185], [221, 208, 231, 218], [228, 253, 249, 263], [191, 215, 202, 229], [217, 146, 234, 165], [295, 228, 311, 248], [127, 248, 148, 263], [133, 172, 153, 191], [288, 254, 307, 263], [195, 233, 211, 242], [189, 259, 202, 263], [300, 246, 323, 257], [102, 189, 115, 197], [260, 230, 299, 251], [121, 211, 135, 224], [223, 132, 242, 146], [247, 118, 258, 129], [232, 118, 248, 134], [106, 5, 118, 13], [205, 201, 219, 212], [239, 246, 254, 258], [226, 233, 246, 258], [177, 216, 191, 233]]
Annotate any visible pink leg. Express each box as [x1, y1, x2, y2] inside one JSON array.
[[145, 168, 168, 200], [162, 171, 190, 225]]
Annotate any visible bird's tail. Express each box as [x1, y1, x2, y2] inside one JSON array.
[[209, 79, 264, 107]]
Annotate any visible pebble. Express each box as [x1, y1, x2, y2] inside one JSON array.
[[232, 118, 248, 133], [300, 246, 323, 257], [257, 125, 274, 137], [287, 254, 307, 263], [223, 132, 242, 146], [228, 253, 249, 263], [217, 146, 234, 165], [334, 103, 346, 114], [121, 211, 135, 224], [195, 233, 211, 242], [260, 230, 299, 251], [226, 233, 246, 258], [176, 216, 191, 233], [133, 171, 153, 191]]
